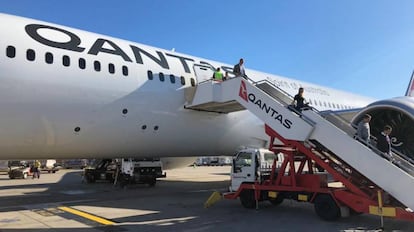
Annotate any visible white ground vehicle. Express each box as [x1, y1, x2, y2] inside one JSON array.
[[0, 160, 8, 173], [40, 159, 60, 173], [230, 148, 282, 192], [84, 158, 166, 187], [118, 158, 166, 187]]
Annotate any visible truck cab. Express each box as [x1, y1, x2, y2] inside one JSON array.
[[230, 148, 282, 192]]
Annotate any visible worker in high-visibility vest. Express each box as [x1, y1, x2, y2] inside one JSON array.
[[213, 67, 223, 82], [33, 160, 41, 179]]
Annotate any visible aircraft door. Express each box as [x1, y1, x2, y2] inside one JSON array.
[[193, 64, 214, 83]]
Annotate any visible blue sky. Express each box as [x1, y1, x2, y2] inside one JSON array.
[[1, 0, 414, 99]]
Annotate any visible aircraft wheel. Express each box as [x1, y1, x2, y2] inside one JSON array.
[[239, 189, 256, 209], [314, 194, 340, 221]]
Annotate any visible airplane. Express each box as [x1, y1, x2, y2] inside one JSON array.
[[0, 13, 413, 164]]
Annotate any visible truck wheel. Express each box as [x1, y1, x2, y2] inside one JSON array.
[[148, 178, 156, 187], [239, 189, 256, 209], [86, 174, 95, 183], [118, 174, 128, 188], [269, 194, 284, 206], [314, 194, 340, 221]]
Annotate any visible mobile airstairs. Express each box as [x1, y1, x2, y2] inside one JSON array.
[[185, 77, 414, 221]]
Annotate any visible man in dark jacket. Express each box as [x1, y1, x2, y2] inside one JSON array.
[[376, 125, 392, 160], [233, 58, 246, 78]]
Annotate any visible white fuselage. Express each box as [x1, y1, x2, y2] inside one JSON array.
[[0, 13, 375, 159]]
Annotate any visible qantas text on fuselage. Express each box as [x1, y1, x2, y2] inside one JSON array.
[[25, 24, 232, 75]]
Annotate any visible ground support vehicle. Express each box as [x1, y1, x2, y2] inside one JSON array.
[[117, 158, 166, 187], [83, 159, 118, 183], [223, 125, 414, 222], [40, 159, 60, 173], [83, 158, 166, 187], [8, 165, 34, 179]]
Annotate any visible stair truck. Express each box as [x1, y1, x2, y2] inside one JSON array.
[[223, 126, 414, 221]]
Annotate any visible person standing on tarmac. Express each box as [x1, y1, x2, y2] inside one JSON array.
[[212, 67, 223, 82], [33, 160, 41, 179]]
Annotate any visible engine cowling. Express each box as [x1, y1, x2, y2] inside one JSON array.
[[351, 96, 414, 160]]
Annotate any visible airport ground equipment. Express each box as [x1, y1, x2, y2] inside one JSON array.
[[8, 161, 34, 179], [83, 159, 117, 183], [83, 158, 166, 187], [186, 76, 414, 221], [40, 159, 60, 173]]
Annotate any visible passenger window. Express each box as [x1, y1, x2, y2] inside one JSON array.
[[147, 70, 153, 80], [159, 72, 165, 82], [170, 74, 175, 84], [78, 58, 86, 69], [45, 52, 53, 64], [122, 66, 128, 76], [190, 78, 195, 86], [94, 61, 101, 71], [26, 49, 35, 61], [108, 63, 115, 74], [62, 55, 70, 67], [328, 102, 332, 108], [6, 46, 15, 58], [180, 76, 186, 85]]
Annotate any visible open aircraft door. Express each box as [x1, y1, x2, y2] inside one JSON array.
[[193, 64, 214, 83]]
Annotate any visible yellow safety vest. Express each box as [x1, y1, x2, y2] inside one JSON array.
[[214, 71, 223, 81]]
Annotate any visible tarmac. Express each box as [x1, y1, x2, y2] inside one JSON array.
[[0, 166, 412, 232]]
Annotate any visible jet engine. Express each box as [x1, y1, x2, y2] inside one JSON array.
[[351, 97, 414, 161]]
